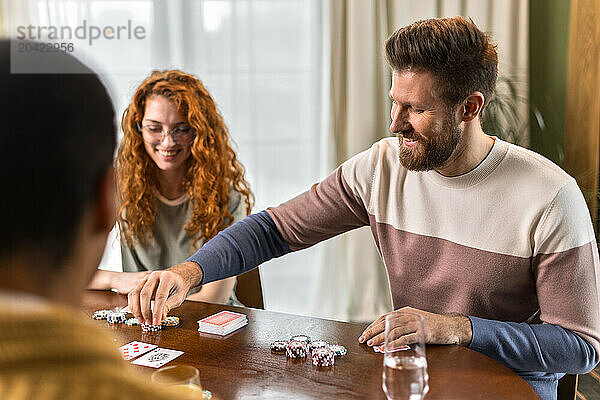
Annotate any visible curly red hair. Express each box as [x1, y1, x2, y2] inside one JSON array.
[[117, 70, 253, 248]]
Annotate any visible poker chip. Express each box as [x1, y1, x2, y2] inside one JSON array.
[[125, 317, 140, 326], [286, 340, 308, 358], [106, 311, 127, 324], [312, 347, 335, 367], [329, 344, 347, 357], [290, 334, 311, 344], [270, 341, 288, 352], [92, 309, 111, 320], [141, 323, 162, 332], [161, 316, 180, 327], [309, 340, 330, 352]]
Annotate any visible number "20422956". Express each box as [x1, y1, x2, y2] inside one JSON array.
[[18, 42, 74, 52]]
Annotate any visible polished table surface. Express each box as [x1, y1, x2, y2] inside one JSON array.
[[83, 291, 539, 399]]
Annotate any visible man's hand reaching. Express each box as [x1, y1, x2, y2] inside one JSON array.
[[127, 261, 204, 325]]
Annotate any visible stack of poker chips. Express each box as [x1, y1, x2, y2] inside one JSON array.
[[312, 347, 335, 367], [106, 311, 128, 324], [162, 316, 180, 327], [286, 340, 308, 358], [92, 308, 179, 331], [141, 323, 162, 332], [270, 334, 347, 368], [270, 341, 288, 352]]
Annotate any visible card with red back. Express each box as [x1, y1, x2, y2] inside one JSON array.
[[373, 344, 410, 353], [198, 311, 246, 327], [119, 341, 157, 361]]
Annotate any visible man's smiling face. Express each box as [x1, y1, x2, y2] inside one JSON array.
[[389, 70, 462, 171]]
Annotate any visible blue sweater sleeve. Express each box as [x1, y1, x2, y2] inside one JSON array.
[[468, 316, 598, 374], [186, 210, 291, 285]]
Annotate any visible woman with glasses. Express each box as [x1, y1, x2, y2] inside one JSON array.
[[89, 70, 253, 304]]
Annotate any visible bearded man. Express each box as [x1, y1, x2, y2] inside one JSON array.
[[128, 17, 600, 400]]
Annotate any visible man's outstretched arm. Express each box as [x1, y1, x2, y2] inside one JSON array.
[[128, 211, 290, 324], [128, 164, 374, 325]]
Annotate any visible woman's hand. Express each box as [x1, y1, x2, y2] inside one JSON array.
[[88, 270, 152, 295]]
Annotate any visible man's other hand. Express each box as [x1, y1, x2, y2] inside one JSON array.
[[358, 306, 473, 347]]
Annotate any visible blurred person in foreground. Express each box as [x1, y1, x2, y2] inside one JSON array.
[[128, 17, 600, 399], [89, 70, 252, 306], [0, 40, 190, 400]]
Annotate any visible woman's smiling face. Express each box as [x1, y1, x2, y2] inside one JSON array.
[[141, 95, 192, 173]]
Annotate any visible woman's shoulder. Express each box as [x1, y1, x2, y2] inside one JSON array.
[[227, 189, 248, 220]]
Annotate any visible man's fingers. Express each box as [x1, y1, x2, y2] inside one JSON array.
[[359, 318, 385, 343], [367, 331, 386, 346], [390, 323, 418, 338], [127, 274, 149, 322], [140, 273, 160, 324], [388, 333, 416, 350], [152, 273, 176, 325], [165, 293, 185, 319]]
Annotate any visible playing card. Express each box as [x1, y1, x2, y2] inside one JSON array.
[[198, 311, 246, 327], [119, 341, 157, 361], [131, 347, 184, 368], [373, 344, 409, 353]]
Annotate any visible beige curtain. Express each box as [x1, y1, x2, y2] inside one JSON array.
[[311, 0, 394, 323], [313, 0, 529, 323]]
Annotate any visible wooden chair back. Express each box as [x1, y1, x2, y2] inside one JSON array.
[[557, 374, 578, 400], [235, 268, 264, 309]]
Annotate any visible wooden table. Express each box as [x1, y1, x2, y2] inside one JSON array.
[[83, 291, 539, 399]]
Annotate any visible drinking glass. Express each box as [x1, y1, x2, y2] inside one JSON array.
[[152, 365, 211, 398], [382, 312, 429, 400]]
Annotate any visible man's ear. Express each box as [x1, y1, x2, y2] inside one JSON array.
[[461, 92, 485, 122], [94, 167, 116, 232]]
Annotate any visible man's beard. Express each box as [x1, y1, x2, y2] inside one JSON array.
[[398, 117, 462, 171]]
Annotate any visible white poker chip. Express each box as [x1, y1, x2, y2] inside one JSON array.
[[309, 340, 330, 351], [290, 334, 311, 344], [106, 311, 127, 324], [92, 309, 111, 320], [329, 344, 347, 356], [125, 317, 140, 326]]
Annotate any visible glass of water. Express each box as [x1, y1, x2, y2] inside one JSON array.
[[382, 312, 429, 400]]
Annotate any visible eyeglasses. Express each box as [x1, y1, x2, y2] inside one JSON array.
[[137, 123, 196, 146]]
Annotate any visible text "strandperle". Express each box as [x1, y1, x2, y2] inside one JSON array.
[[16, 20, 146, 46]]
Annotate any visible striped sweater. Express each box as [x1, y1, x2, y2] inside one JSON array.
[[189, 137, 600, 399]]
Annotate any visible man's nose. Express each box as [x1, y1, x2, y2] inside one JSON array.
[[390, 110, 410, 134]]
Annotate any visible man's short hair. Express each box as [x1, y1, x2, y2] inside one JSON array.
[[0, 39, 116, 266], [385, 16, 498, 109]]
